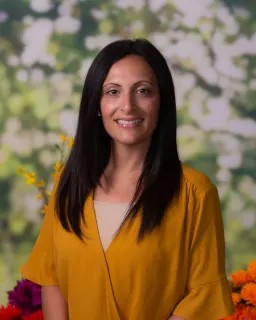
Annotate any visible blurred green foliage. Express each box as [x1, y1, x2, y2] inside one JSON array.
[[0, 0, 255, 304]]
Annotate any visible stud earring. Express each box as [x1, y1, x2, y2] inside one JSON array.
[[98, 110, 101, 117]]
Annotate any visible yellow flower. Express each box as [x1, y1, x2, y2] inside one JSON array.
[[60, 134, 74, 148], [37, 192, 43, 200], [54, 161, 63, 172], [17, 167, 25, 175], [60, 134, 67, 142], [66, 138, 74, 148], [24, 172, 37, 185], [52, 172, 59, 181], [36, 179, 46, 188], [41, 204, 48, 214]]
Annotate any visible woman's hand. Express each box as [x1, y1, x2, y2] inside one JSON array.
[[168, 315, 184, 320], [42, 286, 68, 320]]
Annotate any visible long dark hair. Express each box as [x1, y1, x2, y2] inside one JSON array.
[[56, 38, 182, 240]]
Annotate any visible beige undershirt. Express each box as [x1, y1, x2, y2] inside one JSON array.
[[94, 201, 129, 251]]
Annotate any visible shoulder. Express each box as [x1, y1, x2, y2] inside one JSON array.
[[181, 163, 216, 195], [179, 164, 221, 226]]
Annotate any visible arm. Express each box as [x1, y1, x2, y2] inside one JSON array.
[[172, 186, 234, 320], [42, 286, 68, 320]]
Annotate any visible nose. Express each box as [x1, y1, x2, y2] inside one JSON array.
[[120, 91, 136, 113]]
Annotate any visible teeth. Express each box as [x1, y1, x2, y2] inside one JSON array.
[[117, 119, 142, 125]]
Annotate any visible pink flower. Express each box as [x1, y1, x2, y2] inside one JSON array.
[[8, 280, 41, 316]]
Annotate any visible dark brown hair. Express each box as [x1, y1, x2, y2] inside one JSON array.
[[56, 38, 181, 240]]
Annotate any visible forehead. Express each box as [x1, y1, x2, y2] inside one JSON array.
[[103, 55, 157, 84]]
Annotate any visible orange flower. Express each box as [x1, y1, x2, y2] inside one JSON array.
[[241, 282, 256, 306], [221, 305, 246, 320], [248, 259, 256, 282], [220, 315, 236, 320], [232, 292, 241, 306], [231, 270, 249, 287]]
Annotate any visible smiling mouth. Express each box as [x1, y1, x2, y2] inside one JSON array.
[[115, 119, 143, 125], [114, 119, 144, 128]]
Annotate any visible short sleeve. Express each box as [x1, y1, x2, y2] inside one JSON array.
[[20, 175, 61, 286], [173, 186, 234, 320]]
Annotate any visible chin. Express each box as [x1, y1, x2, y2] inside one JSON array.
[[115, 139, 140, 146], [113, 135, 150, 147]]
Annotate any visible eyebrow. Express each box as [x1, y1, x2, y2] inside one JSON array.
[[103, 80, 154, 88]]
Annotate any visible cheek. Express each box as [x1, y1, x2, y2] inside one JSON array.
[[100, 101, 113, 119], [151, 111, 159, 130], [145, 100, 160, 124], [100, 101, 116, 134], [100, 95, 119, 117]]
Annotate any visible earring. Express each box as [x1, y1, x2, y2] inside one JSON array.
[[98, 110, 101, 117]]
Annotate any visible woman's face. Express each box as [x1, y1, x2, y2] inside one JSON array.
[[100, 54, 160, 148]]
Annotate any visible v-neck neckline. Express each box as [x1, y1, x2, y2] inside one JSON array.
[[86, 193, 123, 320], [88, 192, 124, 256]]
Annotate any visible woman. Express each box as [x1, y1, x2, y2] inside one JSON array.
[[21, 39, 234, 320]]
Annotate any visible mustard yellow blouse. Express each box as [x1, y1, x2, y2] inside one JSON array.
[[21, 164, 234, 319]]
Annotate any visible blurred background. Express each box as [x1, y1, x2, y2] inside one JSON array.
[[0, 0, 255, 304]]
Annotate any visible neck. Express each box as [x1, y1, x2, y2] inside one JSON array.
[[96, 141, 150, 201], [107, 140, 150, 174]]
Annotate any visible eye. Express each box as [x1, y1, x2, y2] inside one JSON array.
[[106, 89, 119, 96], [137, 87, 151, 95]]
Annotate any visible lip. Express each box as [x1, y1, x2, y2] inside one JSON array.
[[114, 117, 143, 121]]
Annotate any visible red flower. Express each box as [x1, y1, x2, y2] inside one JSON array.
[[0, 304, 22, 320], [22, 310, 43, 320], [242, 306, 256, 320]]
